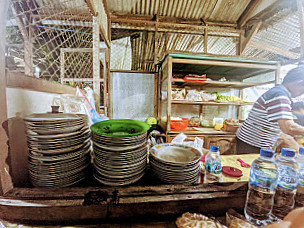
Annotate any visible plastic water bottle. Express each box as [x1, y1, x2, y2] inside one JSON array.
[[244, 148, 278, 226], [272, 148, 299, 220], [204, 145, 222, 183], [296, 147, 304, 207]]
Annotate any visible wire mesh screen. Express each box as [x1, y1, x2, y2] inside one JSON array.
[[6, 0, 93, 82]]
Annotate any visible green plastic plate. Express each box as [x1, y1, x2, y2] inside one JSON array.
[[90, 119, 150, 137]]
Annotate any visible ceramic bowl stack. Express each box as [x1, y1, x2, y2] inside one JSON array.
[[150, 143, 201, 184], [91, 119, 150, 186], [24, 113, 91, 187]]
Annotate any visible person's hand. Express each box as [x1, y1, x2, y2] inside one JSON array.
[[264, 207, 304, 228]]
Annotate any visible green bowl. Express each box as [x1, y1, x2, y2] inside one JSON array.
[[90, 119, 150, 138]]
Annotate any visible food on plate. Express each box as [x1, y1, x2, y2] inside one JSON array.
[[176, 212, 227, 228]]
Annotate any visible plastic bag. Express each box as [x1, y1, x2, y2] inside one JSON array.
[[171, 133, 204, 154]]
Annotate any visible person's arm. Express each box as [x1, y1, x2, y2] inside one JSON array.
[[278, 119, 304, 136]]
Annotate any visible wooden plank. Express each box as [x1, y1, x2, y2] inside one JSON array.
[[171, 58, 279, 70], [169, 127, 235, 135], [166, 57, 173, 132], [0, 0, 13, 195], [0, 182, 248, 224], [62, 78, 104, 82], [6, 72, 76, 94], [204, 28, 208, 53], [86, 0, 110, 48], [171, 100, 253, 106], [172, 78, 271, 88], [7, 118, 29, 187], [61, 48, 92, 53], [240, 21, 262, 54], [238, 0, 265, 27], [111, 15, 240, 34], [110, 70, 153, 73], [93, 16, 101, 111], [249, 40, 301, 59]]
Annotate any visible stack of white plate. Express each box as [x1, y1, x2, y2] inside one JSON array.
[[150, 143, 201, 184], [92, 133, 148, 186], [24, 113, 91, 187]]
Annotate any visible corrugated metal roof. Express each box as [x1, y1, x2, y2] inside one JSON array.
[[106, 0, 251, 23]]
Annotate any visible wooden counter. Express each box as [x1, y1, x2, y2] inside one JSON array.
[[0, 154, 256, 226]]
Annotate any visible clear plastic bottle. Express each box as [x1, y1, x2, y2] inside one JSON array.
[[204, 145, 222, 183], [272, 148, 299, 220], [244, 148, 278, 226], [296, 147, 304, 207]]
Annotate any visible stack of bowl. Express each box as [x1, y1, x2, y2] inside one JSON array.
[[91, 119, 150, 186], [150, 143, 201, 184], [24, 113, 91, 187]]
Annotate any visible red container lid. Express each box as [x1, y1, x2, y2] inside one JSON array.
[[222, 166, 243, 178]]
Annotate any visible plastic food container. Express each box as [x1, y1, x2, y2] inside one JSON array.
[[170, 118, 189, 130]]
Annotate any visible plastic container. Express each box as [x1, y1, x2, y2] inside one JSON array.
[[244, 148, 278, 226], [170, 118, 189, 130], [204, 145, 222, 183], [213, 118, 224, 131], [272, 148, 299, 220], [296, 147, 304, 207]]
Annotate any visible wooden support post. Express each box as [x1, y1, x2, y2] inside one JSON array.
[[297, 0, 304, 57], [11, 3, 33, 76], [60, 49, 65, 84], [166, 57, 172, 132], [0, 0, 13, 195], [24, 25, 33, 76], [204, 28, 208, 53], [93, 16, 100, 112]]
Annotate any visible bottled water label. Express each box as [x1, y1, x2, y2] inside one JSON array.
[[249, 167, 277, 191], [205, 158, 221, 174], [277, 167, 298, 190]]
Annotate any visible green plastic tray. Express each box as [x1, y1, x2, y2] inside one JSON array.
[[90, 119, 150, 138]]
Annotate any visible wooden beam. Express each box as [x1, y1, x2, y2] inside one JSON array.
[[249, 40, 301, 59], [111, 15, 240, 34], [0, 182, 248, 224], [240, 21, 262, 54], [204, 28, 208, 53], [238, 0, 265, 28], [6, 72, 76, 94], [297, 0, 304, 56], [62, 78, 104, 82], [0, 0, 14, 195], [85, 0, 111, 48]]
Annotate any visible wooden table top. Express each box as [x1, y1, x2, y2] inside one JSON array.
[[221, 154, 259, 182]]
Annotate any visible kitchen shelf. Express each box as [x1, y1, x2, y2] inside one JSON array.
[[173, 78, 269, 88], [171, 100, 254, 106]]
